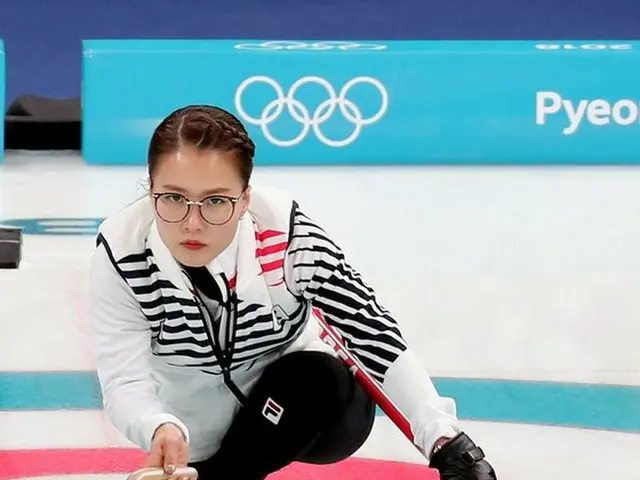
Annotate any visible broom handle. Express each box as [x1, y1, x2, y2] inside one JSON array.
[[312, 307, 422, 452]]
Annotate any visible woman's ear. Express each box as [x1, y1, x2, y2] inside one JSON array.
[[240, 186, 252, 216], [145, 176, 153, 196]]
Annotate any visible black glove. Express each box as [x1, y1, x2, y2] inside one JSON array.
[[429, 432, 497, 479]]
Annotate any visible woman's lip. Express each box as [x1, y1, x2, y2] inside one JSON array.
[[181, 240, 206, 249]]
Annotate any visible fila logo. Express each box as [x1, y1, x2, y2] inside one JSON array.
[[262, 397, 284, 425]]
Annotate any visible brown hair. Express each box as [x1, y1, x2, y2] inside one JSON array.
[[147, 105, 256, 187]]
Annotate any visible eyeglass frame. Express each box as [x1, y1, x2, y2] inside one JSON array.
[[151, 190, 246, 226]]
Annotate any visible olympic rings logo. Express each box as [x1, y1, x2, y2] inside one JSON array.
[[234, 41, 388, 51], [234, 76, 388, 147]]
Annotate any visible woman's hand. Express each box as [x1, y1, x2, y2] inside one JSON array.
[[145, 423, 190, 478]]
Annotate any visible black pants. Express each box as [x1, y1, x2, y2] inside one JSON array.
[[189, 351, 376, 479]]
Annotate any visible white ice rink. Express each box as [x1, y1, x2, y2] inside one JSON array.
[[1, 151, 639, 479]]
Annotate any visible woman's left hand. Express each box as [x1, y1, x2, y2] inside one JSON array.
[[429, 432, 497, 479]]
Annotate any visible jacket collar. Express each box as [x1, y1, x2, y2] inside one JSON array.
[[145, 214, 261, 295]]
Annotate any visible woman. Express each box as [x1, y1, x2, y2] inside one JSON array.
[[88, 104, 497, 480]]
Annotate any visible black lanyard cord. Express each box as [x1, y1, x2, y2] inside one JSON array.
[[181, 266, 247, 406]]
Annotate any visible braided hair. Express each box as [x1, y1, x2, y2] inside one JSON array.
[[148, 105, 256, 187]]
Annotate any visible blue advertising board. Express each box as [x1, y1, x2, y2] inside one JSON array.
[[82, 40, 640, 165]]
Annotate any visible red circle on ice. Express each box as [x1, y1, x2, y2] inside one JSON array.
[[0, 448, 439, 479]]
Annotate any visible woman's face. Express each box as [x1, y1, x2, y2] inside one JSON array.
[[150, 146, 250, 267]]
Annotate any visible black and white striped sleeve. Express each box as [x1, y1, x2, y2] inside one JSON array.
[[284, 203, 463, 458], [285, 205, 409, 382], [88, 242, 191, 451]]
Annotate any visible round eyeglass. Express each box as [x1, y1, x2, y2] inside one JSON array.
[[152, 191, 245, 226]]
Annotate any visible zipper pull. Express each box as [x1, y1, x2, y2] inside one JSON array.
[[272, 305, 287, 332]]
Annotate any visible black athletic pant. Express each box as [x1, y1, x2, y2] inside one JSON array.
[[188, 351, 376, 479]]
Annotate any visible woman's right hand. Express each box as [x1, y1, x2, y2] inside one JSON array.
[[145, 423, 190, 477]]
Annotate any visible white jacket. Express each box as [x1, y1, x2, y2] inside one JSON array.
[[88, 185, 461, 463]]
